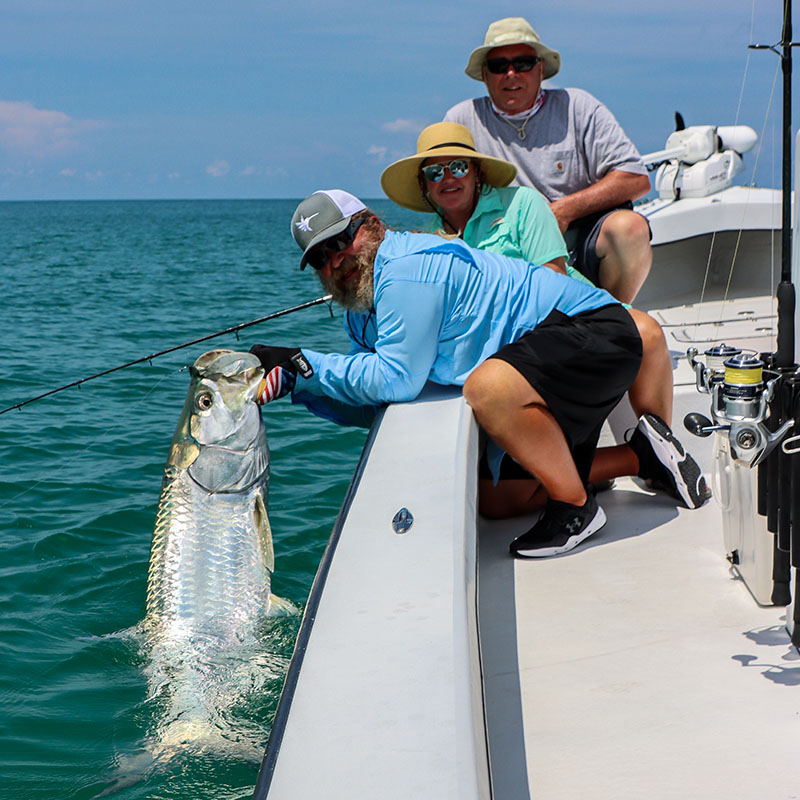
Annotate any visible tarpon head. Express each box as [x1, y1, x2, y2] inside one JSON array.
[[168, 349, 268, 493]]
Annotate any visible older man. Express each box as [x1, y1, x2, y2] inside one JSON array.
[[444, 17, 652, 304], [250, 190, 706, 557]]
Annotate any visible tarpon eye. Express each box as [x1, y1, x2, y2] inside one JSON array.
[[195, 392, 214, 411]]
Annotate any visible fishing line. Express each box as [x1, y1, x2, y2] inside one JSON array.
[[0, 295, 333, 416], [691, 17, 784, 337], [0, 364, 184, 511]]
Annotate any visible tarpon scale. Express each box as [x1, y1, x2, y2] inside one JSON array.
[[137, 349, 291, 760]]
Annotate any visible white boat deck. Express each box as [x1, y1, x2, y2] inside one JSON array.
[[479, 295, 800, 799], [481, 482, 799, 799]]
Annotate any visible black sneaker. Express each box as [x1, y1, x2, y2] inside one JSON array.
[[509, 492, 607, 558], [628, 413, 710, 509]]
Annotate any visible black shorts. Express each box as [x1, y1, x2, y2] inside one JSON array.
[[564, 204, 652, 286], [487, 303, 642, 483]]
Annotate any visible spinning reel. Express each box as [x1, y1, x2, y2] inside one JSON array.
[[684, 344, 794, 466]]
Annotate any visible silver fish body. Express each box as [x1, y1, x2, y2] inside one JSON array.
[[141, 349, 288, 757], [145, 349, 274, 637]]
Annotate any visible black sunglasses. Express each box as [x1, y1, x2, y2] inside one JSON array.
[[305, 216, 365, 270], [420, 159, 472, 183], [485, 55, 541, 75]]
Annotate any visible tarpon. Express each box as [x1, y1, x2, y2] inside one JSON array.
[[141, 348, 294, 758]]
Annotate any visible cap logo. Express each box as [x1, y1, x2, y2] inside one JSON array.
[[295, 212, 319, 233]]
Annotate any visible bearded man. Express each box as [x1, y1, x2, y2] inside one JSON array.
[[248, 189, 656, 558]]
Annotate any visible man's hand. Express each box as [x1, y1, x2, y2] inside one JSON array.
[[249, 345, 313, 404], [548, 198, 572, 233], [549, 170, 651, 233]]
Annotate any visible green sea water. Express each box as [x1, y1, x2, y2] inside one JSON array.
[[0, 199, 426, 799]]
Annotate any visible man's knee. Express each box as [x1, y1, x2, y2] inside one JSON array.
[[463, 358, 531, 419], [463, 363, 499, 416], [600, 210, 651, 253], [630, 309, 666, 351]]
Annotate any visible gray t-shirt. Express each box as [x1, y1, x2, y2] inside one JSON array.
[[444, 88, 647, 201]]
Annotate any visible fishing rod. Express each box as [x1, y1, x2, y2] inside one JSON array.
[[750, 0, 800, 637], [0, 294, 333, 416]]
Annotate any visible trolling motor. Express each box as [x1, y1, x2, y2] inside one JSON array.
[[640, 121, 758, 200], [685, 345, 793, 467]]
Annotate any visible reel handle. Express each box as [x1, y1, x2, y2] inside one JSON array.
[[684, 412, 727, 438]]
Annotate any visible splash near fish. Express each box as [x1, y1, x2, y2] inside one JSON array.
[[140, 349, 295, 761]]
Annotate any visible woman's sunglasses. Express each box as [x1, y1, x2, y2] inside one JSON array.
[[485, 55, 541, 74], [306, 217, 366, 270], [420, 159, 472, 183]]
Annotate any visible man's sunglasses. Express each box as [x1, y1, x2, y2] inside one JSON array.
[[305, 216, 366, 270], [420, 159, 472, 183], [485, 55, 541, 75]]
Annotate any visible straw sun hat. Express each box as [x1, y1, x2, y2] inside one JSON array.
[[465, 17, 561, 81], [380, 122, 517, 213]]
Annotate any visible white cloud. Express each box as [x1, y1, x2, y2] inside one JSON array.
[[0, 100, 102, 157], [168, 172, 181, 180], [367, 145, 388, 159], [240, 165, 258, 176], [382, 118, 428, 134], [206, 159, 230, 177], [59, 167, 76, 177]]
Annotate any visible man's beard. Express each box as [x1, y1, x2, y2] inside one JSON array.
[[317, 228, 380, 313]]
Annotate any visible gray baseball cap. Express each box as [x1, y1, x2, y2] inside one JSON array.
[[291, 189, 367, 269]]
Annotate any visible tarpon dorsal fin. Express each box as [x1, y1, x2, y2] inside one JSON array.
[[254, 491, 274, 573]]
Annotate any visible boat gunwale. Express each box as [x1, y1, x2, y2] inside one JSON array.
[[252, 407, 386, 799]]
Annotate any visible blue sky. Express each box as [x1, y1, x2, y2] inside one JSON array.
[[0, 0, 792, 200]]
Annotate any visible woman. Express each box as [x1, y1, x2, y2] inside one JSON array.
[[381, 122, 706, 515]]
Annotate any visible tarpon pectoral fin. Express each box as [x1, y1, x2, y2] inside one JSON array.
[[268, 593, 299, 616], [253, 492, 275, 573]]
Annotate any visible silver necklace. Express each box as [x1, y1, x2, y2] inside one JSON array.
[[502, 115, 532, 141], [496, 90, 544, 141]]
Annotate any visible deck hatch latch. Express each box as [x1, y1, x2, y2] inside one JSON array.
[[392, 508, 414, 534]]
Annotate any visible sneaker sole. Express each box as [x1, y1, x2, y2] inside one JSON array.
[[512, 506, 607, 558], [638, 414, 708, 509]]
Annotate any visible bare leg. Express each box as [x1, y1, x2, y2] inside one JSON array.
[[478, 477, 547, 519], [627, 308, 673, 424], [588, 444, 639, 484], [595, 210, 652, 304], [463, 359, 587, 508]]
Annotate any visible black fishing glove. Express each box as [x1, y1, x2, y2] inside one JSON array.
[[249, 345, 313, 404]]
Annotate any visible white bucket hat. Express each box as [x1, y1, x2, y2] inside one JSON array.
[[465, 17, 561, 81]]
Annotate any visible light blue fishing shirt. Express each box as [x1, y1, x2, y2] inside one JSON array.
[[292, 230, 616, 424]]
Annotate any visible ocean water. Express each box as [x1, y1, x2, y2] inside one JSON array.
[[0, 199, 427, 800]]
